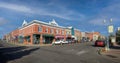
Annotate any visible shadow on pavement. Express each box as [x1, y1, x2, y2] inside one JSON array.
[[91, 44, 96, 47], [110, 45, 120, 49], [0, 46, 40, 63]]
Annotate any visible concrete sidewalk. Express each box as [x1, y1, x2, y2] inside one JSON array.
[[100, 45, 120, 62], [5, 42, 53, 47]]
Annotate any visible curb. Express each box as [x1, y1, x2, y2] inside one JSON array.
[[6, 42, 53, 47]]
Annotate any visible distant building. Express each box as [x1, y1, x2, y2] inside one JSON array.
[[74, 29, 81, 42], [4, 19, 81, 45], [117, 27, 120, 31], [81, 32, 100, 42]]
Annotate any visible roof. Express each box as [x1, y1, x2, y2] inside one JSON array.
[[19, 19, 80, 31], [19, 20, 67, 29]]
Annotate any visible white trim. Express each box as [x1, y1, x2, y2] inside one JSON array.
[[20, 23, 39, 30], [19, 20, 81, 35]]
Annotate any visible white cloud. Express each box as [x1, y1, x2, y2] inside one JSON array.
[[0, 2, 33, 13], [89, 19, 103, 26], [89, 2, 120, 26], [0, 2, 85, 20]]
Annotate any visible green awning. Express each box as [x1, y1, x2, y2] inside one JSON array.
[[43, 34, 54, 37], [24, 36, 30, 38]]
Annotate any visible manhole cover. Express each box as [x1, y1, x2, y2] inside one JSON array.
[[106, 55, 118, 58]]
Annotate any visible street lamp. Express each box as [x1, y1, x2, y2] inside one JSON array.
[[103, 18, 113, 51]]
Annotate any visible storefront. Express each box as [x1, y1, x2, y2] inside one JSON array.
[[43, 34, 54, 44], [33, 34, 40, 44], [18, 36, 24, 43], [66, 35, 72, 43]]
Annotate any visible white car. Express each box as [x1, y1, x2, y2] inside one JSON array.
[[53, 40, 63, 45], [53, 40, 68, 45], [62, 41, 68, 44]]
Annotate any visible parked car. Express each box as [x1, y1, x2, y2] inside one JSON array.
[[62, 41, 68, 44], [53, 40, 68, 45], [94, 39, 114, 47], [94, 40, 106, 47]]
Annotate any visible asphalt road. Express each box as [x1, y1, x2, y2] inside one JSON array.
[[0, 41, 119, 63]]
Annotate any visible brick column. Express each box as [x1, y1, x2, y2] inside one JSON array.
[[30, 34, 33, 45], [64, 35, 66, 41], [40, 34, 43, 44]]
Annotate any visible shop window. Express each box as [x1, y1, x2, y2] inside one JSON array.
[[25, 36, 31, 42]]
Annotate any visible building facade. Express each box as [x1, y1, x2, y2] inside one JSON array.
[[74, 29, 81, 42], [81, 32, 100, 42], [5, 19, 81, 45]]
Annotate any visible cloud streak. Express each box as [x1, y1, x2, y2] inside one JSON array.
[[89, 1, 120, 26], [0, 2, 33, 13], [0, 2, 85, 20]]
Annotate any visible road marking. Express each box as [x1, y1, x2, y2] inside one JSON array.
[[66, 49, 88, 56], [76, 50, 87, 56]]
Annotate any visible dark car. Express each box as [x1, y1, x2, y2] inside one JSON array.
[[95, 40, 106, 47]]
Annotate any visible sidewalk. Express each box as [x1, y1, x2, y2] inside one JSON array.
[[100, 45, 120, 62]]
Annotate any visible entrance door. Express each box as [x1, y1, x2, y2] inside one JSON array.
[[33, 34, 40, 44]]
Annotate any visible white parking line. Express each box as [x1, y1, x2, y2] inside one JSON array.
[[76, 50, 87, 56], [66, 49, 88, 56]]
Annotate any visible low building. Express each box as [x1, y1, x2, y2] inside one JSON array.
[[5, 19, 81, 45], [81, 32, 100, 42], [74, 29, 81, 42]]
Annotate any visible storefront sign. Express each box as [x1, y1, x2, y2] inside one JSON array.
[[108, 25, 114, 33]]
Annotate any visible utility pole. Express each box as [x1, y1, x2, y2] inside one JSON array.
[[103, 18, 113, 51]]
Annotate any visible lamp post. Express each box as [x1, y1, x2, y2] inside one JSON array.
[[103, 18, 113, 51]]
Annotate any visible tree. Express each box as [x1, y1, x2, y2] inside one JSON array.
[[116, 30, 120, 44]]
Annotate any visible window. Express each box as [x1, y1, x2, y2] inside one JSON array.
[[38, 26, 42, 32], [56, 30, 59, 34], [62, 30, 64, 35], [45, 28, 48, 33], [50, 29, 54, 34], [66, 31, 70, 35]]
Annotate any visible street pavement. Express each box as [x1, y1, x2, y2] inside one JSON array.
[[0, 41, 120, 63], [101, 45, 120, 63]]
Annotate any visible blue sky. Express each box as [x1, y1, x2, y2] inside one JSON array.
[[0, 0, 120, 38]]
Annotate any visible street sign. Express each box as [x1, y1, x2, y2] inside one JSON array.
[[108, 25, 114, 33]]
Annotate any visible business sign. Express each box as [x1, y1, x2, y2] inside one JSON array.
[[108, 25, 114, 33]]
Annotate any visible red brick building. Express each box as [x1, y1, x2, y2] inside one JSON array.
[[85, 32, 100, 41], [5, 19, 81, 45]]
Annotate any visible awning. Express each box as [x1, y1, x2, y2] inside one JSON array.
[[55, 35, 64, 39], [66, 35, 71, 38], [43, 34, 54, 37]]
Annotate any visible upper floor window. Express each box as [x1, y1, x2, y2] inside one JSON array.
[[62, 30, 64, 35], [56, 30, 59, 34], [38, 26, 42, 32], [50, 29, 54, 34], [66, 31, 70, 35], [45, 28, 48, 33]]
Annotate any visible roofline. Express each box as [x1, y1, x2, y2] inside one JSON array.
[[19, 20, 68, 29]]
